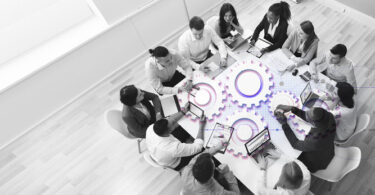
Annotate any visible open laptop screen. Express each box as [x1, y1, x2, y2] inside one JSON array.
[[245, 128, 270, 156], [300, 83, 313, 104]]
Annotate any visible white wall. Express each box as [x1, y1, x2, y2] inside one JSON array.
[[0, 0, 221, 148]]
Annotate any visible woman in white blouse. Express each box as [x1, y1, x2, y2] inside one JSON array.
[[283, 21, 319, 70]]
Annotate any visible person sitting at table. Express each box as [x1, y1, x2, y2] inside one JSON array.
[[250, 1, 291, 54], [328, 82, 357, 142], [120, 85, 162, 138], [181, 141, 240, 195], [211, 3, 244, 39], [255, 150, 311, 195], [310, 44, 357, 93], [283, 20, 319, 70], [275, 105, 336, 173], [145, 46, 194, 95], [178, 16, 228, 67], [145, 108, 206, 171]]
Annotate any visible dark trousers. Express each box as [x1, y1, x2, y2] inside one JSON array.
[[162, 71, 185, 87], [174, 153, 199, 171]]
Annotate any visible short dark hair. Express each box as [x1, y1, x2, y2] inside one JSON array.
[[336, 82, 355, 108], [330, 44, 347, 57], [153, 119, 169, 136], [192, 153, 214, 183], [149, 46, 169, 58], [189, 16, 205, 30], [120, 85, 138, 106]]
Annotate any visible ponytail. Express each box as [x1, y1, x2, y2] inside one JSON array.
[[149, 46, 169, 57], [269, 1, 291, 21]]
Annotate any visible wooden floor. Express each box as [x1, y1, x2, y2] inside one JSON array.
[[0, 0, 374, 194]]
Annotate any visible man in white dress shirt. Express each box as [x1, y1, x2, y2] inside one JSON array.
[[310, 44, 357, 93], [146, 106, 206, 171], [178, 16, 228, 67]]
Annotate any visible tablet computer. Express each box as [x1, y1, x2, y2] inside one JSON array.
[[188, 101, 204, 118], [160, 95, 181, 117], [206, 123, 234, 154]]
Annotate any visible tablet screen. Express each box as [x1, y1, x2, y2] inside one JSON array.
[[188, 102, 203, 118], [206, 123, 233, 153]]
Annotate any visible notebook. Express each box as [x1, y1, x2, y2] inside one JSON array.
[[160, 95, 181, 117]]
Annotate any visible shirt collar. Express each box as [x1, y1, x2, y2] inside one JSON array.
[[190, 28, 205, 41]]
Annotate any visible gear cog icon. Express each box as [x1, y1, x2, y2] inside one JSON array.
[[225, 109, 267, 159], [178, 72, 226, 121], [223, 60, 274, 109]]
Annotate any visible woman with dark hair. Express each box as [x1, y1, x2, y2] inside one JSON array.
[[250, 1, 291, 54], [145, 46, 194, 95], [283, 20, 319, 70], [211, 3, 243, 39], [329, 82, 357, 141]]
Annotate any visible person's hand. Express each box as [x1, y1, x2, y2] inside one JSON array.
[[249, 39, 256, 46], [276, 105, 292, 113], [218, 164, 230, 173], [184, 102, 190, 112], [260, 48, 268, 54], [219, 58, 227, 68], [286, 63, 296, 71], [202, 65, 210, 73], [199, 115, 207, 126], [177, 86, 186, 93], [185, 80, 193, 92], [156, 112, 162, 120], [265, 148, 281, 160], [274, 111, 287, 125], [311, 74, 319, 83], [256, 154, 268, 170]]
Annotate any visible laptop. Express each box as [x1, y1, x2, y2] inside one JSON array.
[[199, 53, 236, 79], [246, 37, 272, 58], [160, 95, 181, 117], [300, 83, 319, 108], [224, 33, 251, 50], [206, 123, 234, 154], [245, 128, 274, 156], [187, 101, 204, 118]]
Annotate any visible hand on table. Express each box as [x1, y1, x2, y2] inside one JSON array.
[[249, 39, 256, 46], [219, 58, 227, 68], [274, 110, 287, 125], [265, 148, 281, 160], [182, 102, 190, 114], [199, 115, 207, 126], [311, 74, 319, 83], [256, 154, 268, 170], [276, 105, 293, 113], [185, 80, 193, 92], [286, 63, 297, 71]]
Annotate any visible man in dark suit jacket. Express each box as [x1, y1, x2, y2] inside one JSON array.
[[120, 85, 162, 138], [275, 105, 336, 173]]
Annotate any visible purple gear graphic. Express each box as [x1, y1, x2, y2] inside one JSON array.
[[178, 71, 226, 121], [224, 109, 267, 159], [223, 60, 274, 109]]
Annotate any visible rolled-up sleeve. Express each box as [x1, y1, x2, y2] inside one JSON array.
[[172, 139, 204, 157], [178, 32, 191, 60], [209, 27, 227, 59], [145, 59, 179, 95], [175, 53, 193, 80]]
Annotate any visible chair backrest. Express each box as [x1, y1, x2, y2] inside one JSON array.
[[312, 146, 361, 182], [206, 16, 219, 31], [336, 113, 370, 145], [143, 151, 163, 168], [105, 109, 136, 139], [354, 113, 370, 136]]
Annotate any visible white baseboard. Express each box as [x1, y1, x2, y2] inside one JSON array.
[[315, 0, 375, 29]]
